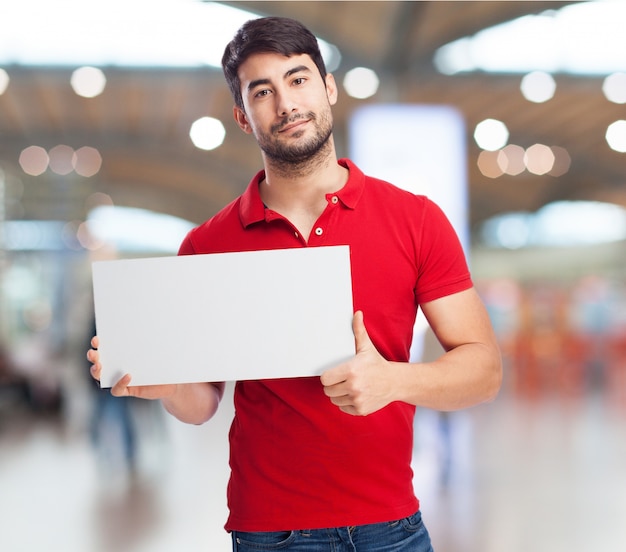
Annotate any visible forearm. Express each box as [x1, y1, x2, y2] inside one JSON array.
[[161, 381, 225, 425], [394, 342, 502, 411]]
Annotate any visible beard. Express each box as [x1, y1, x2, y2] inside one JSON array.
[[255, 109, 334, 168]]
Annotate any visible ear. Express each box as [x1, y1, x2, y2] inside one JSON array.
[[233, 106, 253, 134], [324, 73, 339, 106]]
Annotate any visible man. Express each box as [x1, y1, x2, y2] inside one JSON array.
[[88, 16, 502, 551]]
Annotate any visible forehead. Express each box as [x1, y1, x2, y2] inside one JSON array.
[[238, 52, 316, 85]]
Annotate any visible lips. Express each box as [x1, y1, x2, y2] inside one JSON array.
[[279, 119, 308, 133]]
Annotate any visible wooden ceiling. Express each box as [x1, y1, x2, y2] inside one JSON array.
[[1, 0, 625, 238]]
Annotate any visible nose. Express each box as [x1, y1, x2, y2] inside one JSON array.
[[276, 89, 298, 117]]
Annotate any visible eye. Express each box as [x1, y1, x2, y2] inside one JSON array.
[[254, 88, 272, 98], [293, 77, 307, 86]]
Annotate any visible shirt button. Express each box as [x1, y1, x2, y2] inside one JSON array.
[[331, 196, 339, 204], [315, 227, 323, 236]]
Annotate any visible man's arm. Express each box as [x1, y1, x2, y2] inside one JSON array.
[[320, 287, 502, 416], [87, 337, 225, 425]]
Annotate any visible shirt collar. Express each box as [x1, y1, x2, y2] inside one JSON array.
[[239, 158, 365, 228], [238, 169, 266, 228]]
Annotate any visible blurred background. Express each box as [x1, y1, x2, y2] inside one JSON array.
[[1, 1, 626, 551]]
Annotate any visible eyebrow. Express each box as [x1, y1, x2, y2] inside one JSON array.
[[247, 64, 313, 93]]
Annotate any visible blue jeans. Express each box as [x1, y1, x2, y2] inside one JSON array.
[[231, 511, 433, 551]]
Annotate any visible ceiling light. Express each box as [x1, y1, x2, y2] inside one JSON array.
[[606, 120, 626, 152], [477, 150, 503, 178], [602, 72, 626, 104], [548, 146, 571, 176], [190, 117, 225, 151], [71, 66, 106, 98], [48, 145, 75, 175], [435, 2, 626, 76], [73, 147, 103, 177], [498, 144, 526, 175], [343, 67, 380, 99], [474, 119, 509, 151], [0, 68, 9, 94], [520, 71, 556, 103], [19, 146, 49, 176], [0, 1, 340, 71], [524, 144, 555, 175]]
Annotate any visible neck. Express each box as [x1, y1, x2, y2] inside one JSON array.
[[260, 139, 345, 208]]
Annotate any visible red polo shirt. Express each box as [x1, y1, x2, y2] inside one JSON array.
[[179, 159, 472, 531]]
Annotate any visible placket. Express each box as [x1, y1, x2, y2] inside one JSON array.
[[307, 193, 341, 246]]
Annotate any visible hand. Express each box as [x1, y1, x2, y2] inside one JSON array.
[[87, 336, 177, 400], [320, 311, 394, 416]]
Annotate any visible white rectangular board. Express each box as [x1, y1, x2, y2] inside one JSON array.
[[92, 246, 354, 388]]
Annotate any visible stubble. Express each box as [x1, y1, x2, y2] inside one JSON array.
[[255, 109, 334, 178]]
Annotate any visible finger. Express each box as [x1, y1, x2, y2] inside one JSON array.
[[90, 363, 101, 381], [111, 373, 132, 397], [339, 405, 360, 416], [91, 336, 99, 349], [320, 365, 348, 388], [352, 310, 373, 353], [329, 398, 360, 416], [323, 381, 349, 398], [329, 393, 353, 407]]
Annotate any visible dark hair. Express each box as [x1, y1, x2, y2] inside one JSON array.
[[222, 16, 328, 109]]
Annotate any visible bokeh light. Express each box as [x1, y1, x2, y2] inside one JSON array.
[[19, 146, 49, 176], [525, 143, 555, 175], [520, 71, 556, 103], [474, 119, 509, 151], [477, 150, 503, 178], [48, 145, 75, 175], [77, 221, 105, 251], [481, 201, 626, 248], [478, 144, 570, 179], [498, 144, 526, 176], [606, 120, 626, 152], [343, 67, 380, 99], [70, 66, 107, 98], [73, 146, 102, 177], [602, 72, 626, 104], [190, 117, 225, 151], [548, 146, 572, 176], [0, 68, 9, 94]]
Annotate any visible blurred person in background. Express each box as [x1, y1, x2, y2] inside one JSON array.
[[88, 16, 502, 552], [85, 317, 139, 477]]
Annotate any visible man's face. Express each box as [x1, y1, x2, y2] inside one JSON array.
[[234, 52, 337, 165]]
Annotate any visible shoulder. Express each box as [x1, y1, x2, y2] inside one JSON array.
[[361, 172, 433, 215], [340, 159, 430, 204], [178, 197, 242, 255], [342, 157, 431, 209]]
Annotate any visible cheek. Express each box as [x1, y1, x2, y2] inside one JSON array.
[[247, 118, 265, 137], [239, 111, 261, 135], [242, 108, 267, 133]]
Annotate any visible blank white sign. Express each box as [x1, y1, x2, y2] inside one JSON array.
[[92, 246, 355, 388]]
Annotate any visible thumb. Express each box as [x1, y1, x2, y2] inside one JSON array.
[[353, 310, 373, 353]]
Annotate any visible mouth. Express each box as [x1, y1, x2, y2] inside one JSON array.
[[278, 119, 309, 133], [275, 113, 313, 134]]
